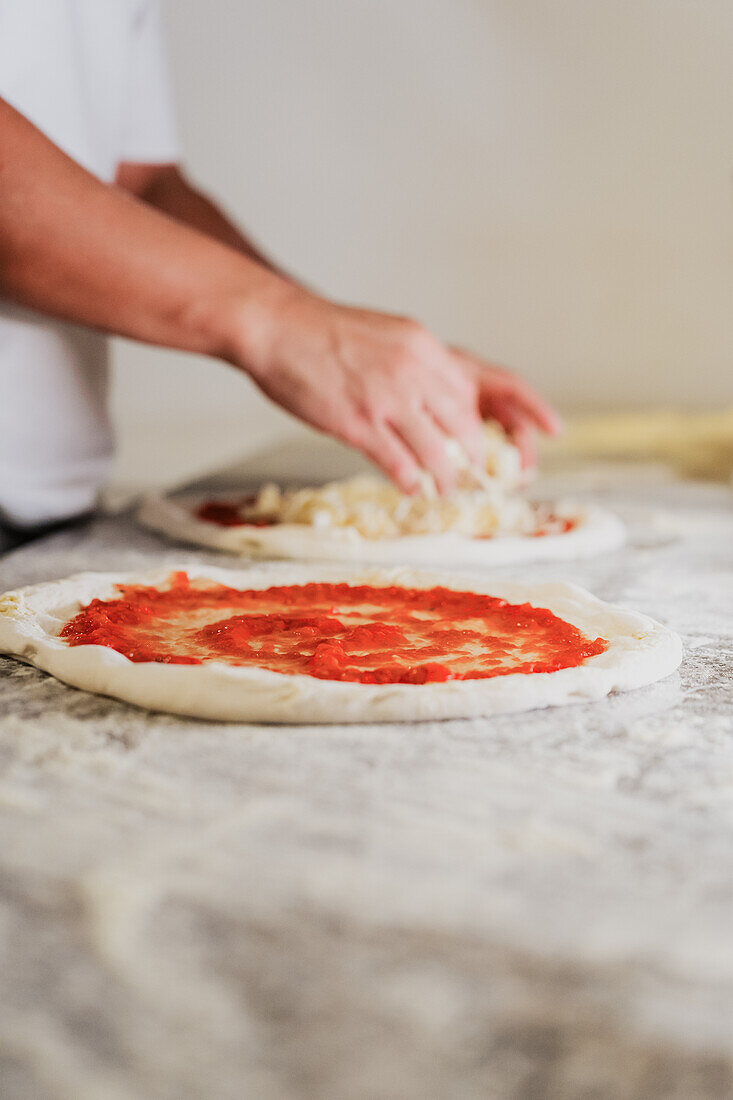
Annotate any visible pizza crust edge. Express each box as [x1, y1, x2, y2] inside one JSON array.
[[137, 492, 626, 567]]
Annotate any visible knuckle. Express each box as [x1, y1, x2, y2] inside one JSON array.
[[443, 362, 474, 396], [342, 421, 368, 447], [393, 315, 421, 336], [389, 456, 410, 480], [424, 437, 449, 465], [397, 318, 434, 357], [364, 396, 392, 424], [385, 346, 417, 378], [394, 464, 419, 491]]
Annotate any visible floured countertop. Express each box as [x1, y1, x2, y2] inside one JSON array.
[[1, 461, 732, 1100]]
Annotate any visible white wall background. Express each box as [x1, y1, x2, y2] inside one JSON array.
[[112, 0, 733, 488]]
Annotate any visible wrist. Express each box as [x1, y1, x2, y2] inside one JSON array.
[[208, 271, 305, 378]]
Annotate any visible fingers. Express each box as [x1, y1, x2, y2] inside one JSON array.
[[391, 408, 459, 495], [428, 392, 488, 472], [406, 345, 488, 478], [347, 401, 483, 497], [481, 375, 562, 436], [346, 419, 422, 495], [340, 325, 558, 493], [489, 398, 538, 470], [455, 348, 562, 436], [476, 368, 560, 469], [498, 376, 562, 436], [510, 422, 537, 471]]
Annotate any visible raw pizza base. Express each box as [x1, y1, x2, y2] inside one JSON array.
[[0, 563, 681, 724], [137, 493, 625, 567]]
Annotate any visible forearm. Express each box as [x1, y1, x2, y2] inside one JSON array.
[[116, 162, 292, 280], [0, 98, 286, 366]]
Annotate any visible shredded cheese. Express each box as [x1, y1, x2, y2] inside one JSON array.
[[238, 424, 535, 540]]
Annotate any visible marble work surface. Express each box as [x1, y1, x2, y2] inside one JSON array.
[[1, 464, 732, 1100]]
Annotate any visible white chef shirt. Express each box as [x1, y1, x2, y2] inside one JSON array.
[[0, 0, 179, 527]]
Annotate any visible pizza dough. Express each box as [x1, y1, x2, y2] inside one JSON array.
[[138, 483, 624, 567], [137, 420, 624, 566], [0, 563, 681, 723]]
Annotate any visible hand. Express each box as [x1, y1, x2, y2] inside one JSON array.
[[449, 347, 562, 471], [230, 286, 559, 493], [235, 289, 489, 494]]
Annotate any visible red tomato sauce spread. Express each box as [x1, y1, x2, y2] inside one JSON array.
[[196, 500, 273, 527], [532, 516, 575, 538], [59, 572, 607, 684]]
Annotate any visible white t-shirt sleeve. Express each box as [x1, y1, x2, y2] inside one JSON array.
[[120, 0, 180, 164]]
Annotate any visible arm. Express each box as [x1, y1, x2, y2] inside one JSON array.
[[115, 161, 288, 277], [0, 97, 559, 491], [0, 100, 280, 360], [118, 162, 561, 472]]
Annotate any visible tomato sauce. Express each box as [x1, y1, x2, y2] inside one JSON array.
[[196, 500, 274, 527], [533, 517, 575, 538], [59, 572, 607, 685]]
